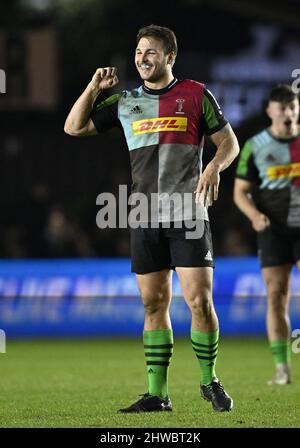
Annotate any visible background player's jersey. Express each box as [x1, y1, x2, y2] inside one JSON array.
[[91, 78, 227, 222], [236, 128, 300, 229]]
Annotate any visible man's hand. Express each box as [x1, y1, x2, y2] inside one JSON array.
[[195, 123, 239, 207], [251, 211, 270, 232], [64, 67, 119, 137], [194, 160, 220, 207], [89, 67, 119, 93]]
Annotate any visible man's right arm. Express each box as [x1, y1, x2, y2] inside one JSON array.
[[64, 67, 118, 137], [234, 178, 270, 232], [234, 140, 270, 232]]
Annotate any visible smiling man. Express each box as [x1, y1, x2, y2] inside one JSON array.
[[64, 25, 239, 413], [234, 85, 300, 385]]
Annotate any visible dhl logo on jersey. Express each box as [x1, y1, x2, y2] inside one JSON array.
[[267, 162, 300, 179], [132, 117, 187, 135]]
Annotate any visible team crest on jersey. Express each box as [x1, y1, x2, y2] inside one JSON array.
[[175, 98, 185, 114], [132, 117, 187, 135]]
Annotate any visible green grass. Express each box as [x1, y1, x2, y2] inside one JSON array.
[[0, 338, 299, 428]]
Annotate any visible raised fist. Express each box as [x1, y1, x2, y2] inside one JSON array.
[[90, 67, 119, 92]]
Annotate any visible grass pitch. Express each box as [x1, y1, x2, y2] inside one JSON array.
[[0, 337, 299, 428]]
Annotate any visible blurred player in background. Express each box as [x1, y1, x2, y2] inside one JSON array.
[[234, 85, 300, 385], [65, 25, 239, 412]]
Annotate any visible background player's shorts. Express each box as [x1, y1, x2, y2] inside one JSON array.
[[130, 220, 214, 274], [257, 224, 300, 268]]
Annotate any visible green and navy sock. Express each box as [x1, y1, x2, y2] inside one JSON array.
[[191, 328, 219, 386], [270, 339, 291, 366], [143, 329, 173, 398]]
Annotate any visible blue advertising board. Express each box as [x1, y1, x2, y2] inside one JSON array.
[[0, 258, 299, 337]]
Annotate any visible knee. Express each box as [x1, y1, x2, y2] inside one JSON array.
[[141, 290, 170, 316], [267, 282, 289, 313], [268, 295, 288, 315], [188, 289, 213, 319], [267, 281, 289, 297]]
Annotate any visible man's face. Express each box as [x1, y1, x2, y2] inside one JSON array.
[[266, 98, 300, 133], [135, 37, 174, 83]]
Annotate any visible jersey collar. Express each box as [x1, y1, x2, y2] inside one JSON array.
[[142, 78, 178, 95], [267, 128, 300, 143]]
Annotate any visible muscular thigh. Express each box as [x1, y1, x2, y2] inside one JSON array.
[[176, 266, 213, 303], [136, 269, 172, 306], [262, 265, 292, 299]]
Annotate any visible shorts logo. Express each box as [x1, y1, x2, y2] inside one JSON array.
[[204, 250, 213, 261], [267, 162, 300, 179], [132, 117, 187, 135]]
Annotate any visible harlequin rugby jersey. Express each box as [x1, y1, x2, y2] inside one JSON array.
[[236, 128, 300, 229], [91, 78, 227, 222]]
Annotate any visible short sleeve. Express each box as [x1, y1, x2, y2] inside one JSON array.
[[236, 140, 259, 182], [201, 88, 228, 136], [90, 93, 121, 133]]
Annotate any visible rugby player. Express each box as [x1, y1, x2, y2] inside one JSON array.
[[65, 25, 239, 412], [234, 85, 300, 385]]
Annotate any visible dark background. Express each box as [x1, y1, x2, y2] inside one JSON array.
[[0, 0, 299, 259]]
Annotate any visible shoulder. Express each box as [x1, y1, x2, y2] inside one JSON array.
[[94, 86, 144, 111], [94, 92, 122, 112], [120, 85, 144, 100], [177, 79, 205, 93], [180, 81, 219, 100], [248, 129, 272, 152]]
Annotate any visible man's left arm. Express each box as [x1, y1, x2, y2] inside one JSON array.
[[195, 123, 240, 206]]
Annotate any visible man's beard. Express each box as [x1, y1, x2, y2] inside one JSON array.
[[141, 66, 166, 84]]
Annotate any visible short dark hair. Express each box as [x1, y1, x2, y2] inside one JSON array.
[[136, 24, 177, 55], [268, 84, 298, 103]]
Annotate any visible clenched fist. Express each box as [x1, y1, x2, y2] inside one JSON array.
[[251, 212, 270, 232], [89, 67, 119, 93]]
